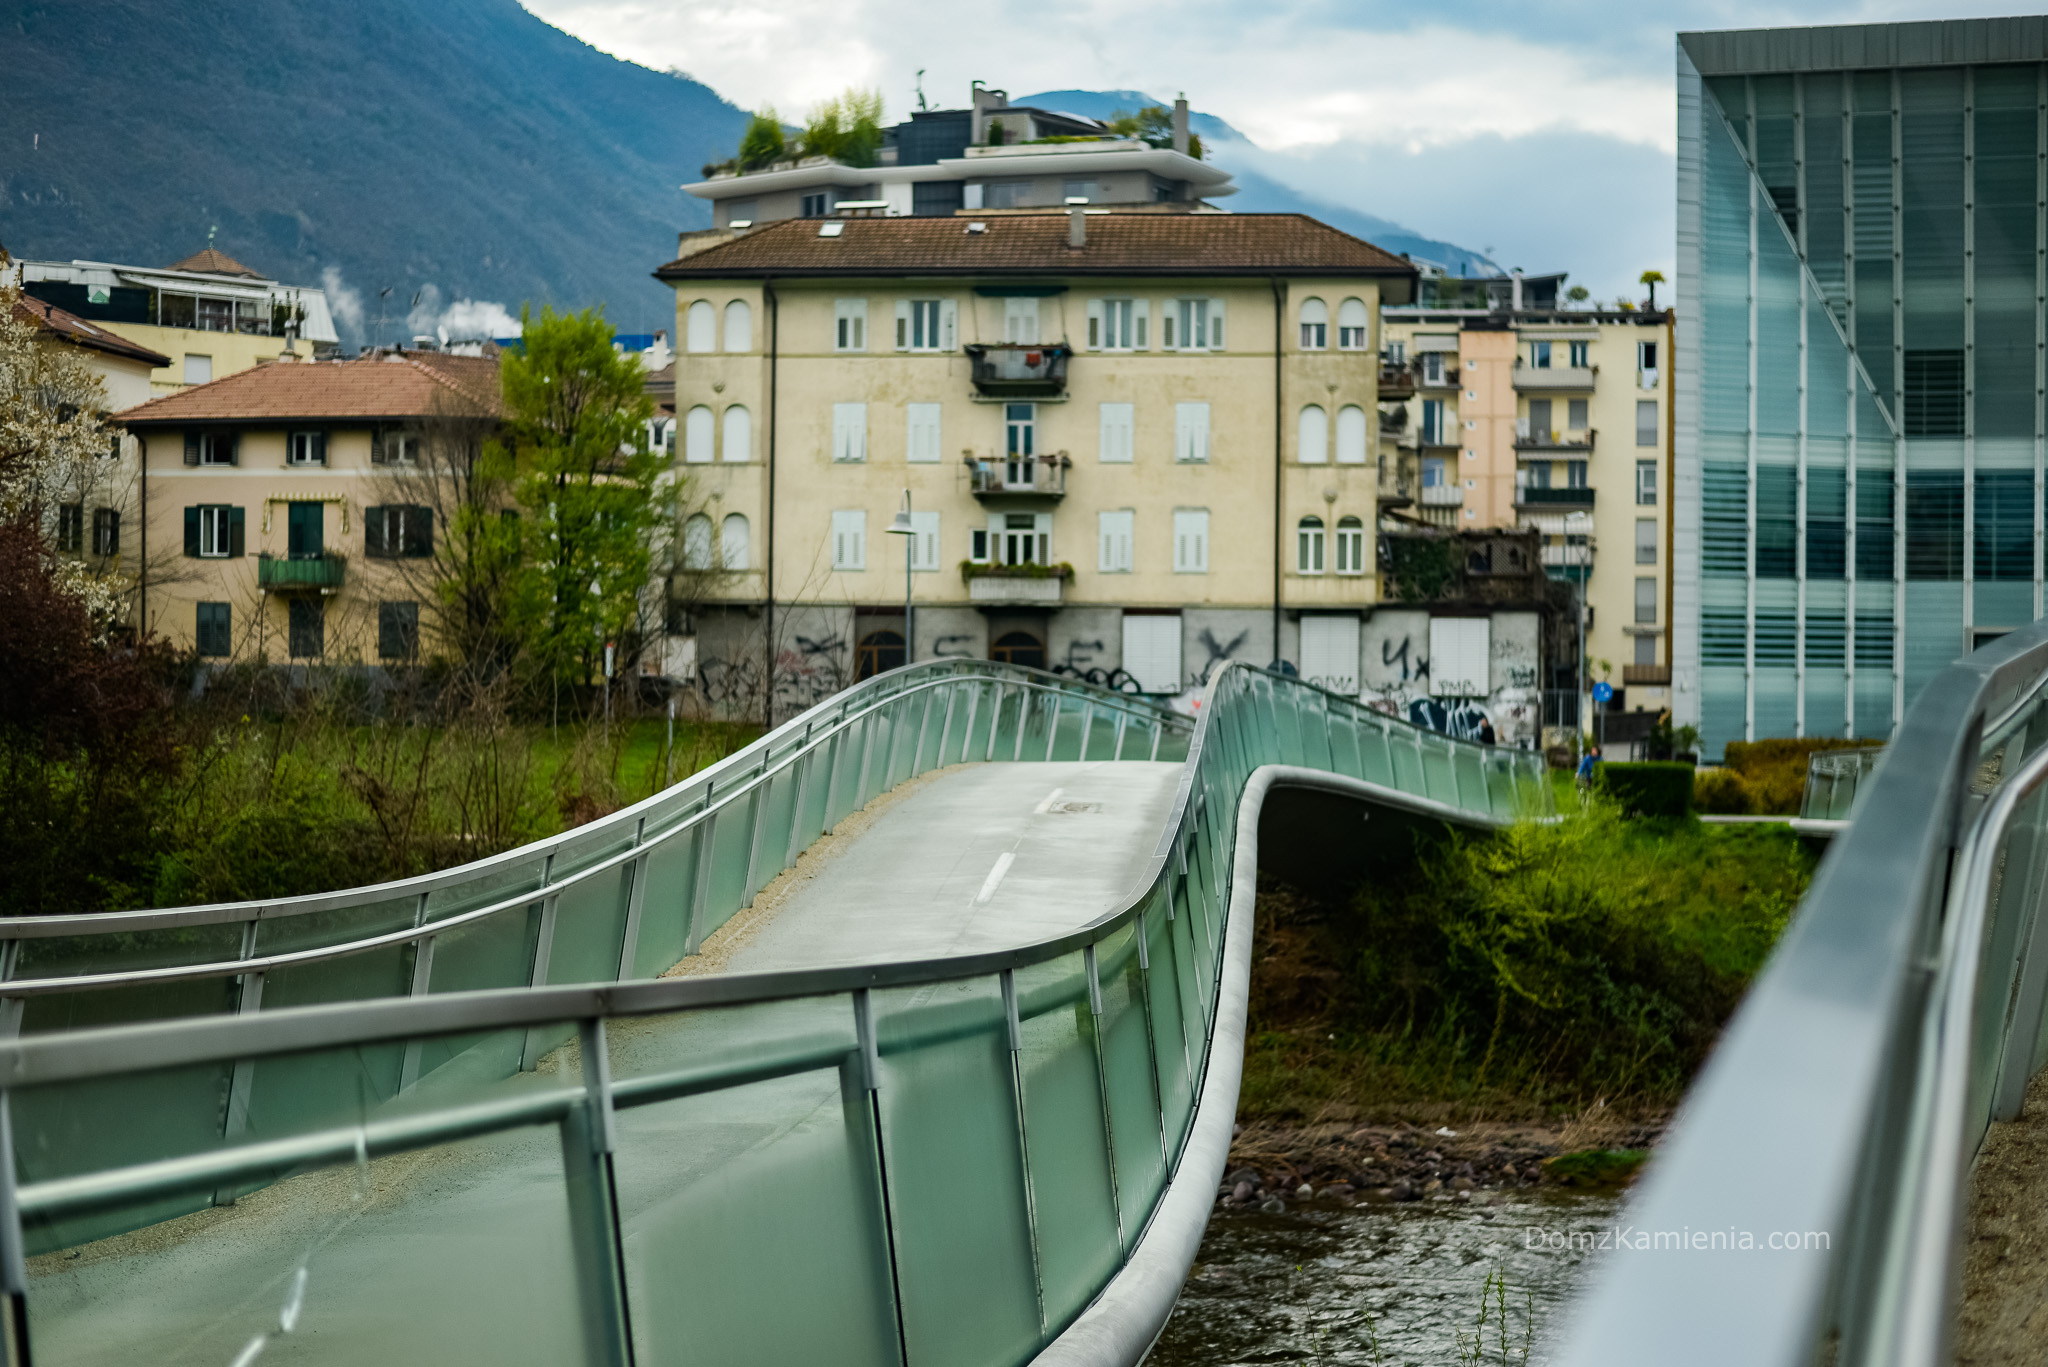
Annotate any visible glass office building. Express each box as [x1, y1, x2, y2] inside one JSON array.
[[1676, 20, 2048, 756]]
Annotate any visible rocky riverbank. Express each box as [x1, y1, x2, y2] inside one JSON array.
[[1215, 1110, 1669, 1212]]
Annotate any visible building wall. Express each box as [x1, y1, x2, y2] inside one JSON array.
[[137, 427, 435, 660], [669, 272, 1390, 700], [1675, 47, 2047, 757], [95, 324, 308, 394]]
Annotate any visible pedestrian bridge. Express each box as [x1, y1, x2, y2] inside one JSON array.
[[0, 660, 1543, 1366]]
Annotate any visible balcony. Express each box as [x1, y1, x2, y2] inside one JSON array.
[[963, 562, 1071, 606], [1541, 543, 1593, 569], [1415, 365, 1460, 390], [1623, 664, 1672, 686], [965, 343, 1072, 398], [1516, 486, 1595, 510], [1513, 365, 1596, 392], [966, 453, 1068, 500], [1514, 428, 1596, 453], [1379, 367, 1416, 399], [257, 552, 346, 593], [1419, 485, 1464, 507]]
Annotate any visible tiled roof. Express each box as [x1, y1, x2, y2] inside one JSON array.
[[116, 352, 502, 426], [654, 213, 1417, 280], [11, 292, 172, 367], [165, 247, 267, 279]]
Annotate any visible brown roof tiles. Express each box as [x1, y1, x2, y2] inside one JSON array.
[[117, 352, 502, 426], [11, 292, 172, 367], [164, 247, 268, 279], [654, 213, 1417, 282]]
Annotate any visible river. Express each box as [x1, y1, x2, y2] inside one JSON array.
[[1152, 1188, 1625, 1365]]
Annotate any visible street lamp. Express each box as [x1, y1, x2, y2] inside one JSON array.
[[884, 488, 915, 666]]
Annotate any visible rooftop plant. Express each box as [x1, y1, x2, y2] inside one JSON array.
[[1104, 104, 1203, 160]]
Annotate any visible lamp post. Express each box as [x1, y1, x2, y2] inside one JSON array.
[[885, 489, 915, 666]]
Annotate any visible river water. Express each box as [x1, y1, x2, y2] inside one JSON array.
[[1151, 1189, 1625, 1365]]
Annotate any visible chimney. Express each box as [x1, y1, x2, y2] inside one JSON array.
[[1069, 205, 1087, 249], [1510, 268, 1523, 313], [1172, 96, 1190, 155]]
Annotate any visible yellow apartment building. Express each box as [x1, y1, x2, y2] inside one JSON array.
[[1381, 299, 1674, 729], [16, 248, 341, 395], [654, 211, 1422, 715], [116, 353, 498, 661]]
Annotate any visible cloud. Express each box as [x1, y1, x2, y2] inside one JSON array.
[[438, 298, 523, 341]]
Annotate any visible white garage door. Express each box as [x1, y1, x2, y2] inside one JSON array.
[[1298, 615, 1361, 695], [1429, 617, 1491, 697], [1121, 614, 1183, 694]]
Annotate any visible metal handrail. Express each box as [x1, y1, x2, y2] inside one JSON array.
[[0, 659, 1549, 1367], [1557, 618, 2048, 1367]]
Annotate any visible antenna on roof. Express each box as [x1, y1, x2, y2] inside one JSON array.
[[915, 69, 928, 112], [207, 225, 217, 246]]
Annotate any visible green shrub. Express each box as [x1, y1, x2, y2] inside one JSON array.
[[1720, 737, 1884, 814], [1597, 762, 1695, 818], [1693, 767, 1754, 814]]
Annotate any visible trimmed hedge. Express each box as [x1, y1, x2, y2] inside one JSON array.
[[1597, 762, 1696, 818]]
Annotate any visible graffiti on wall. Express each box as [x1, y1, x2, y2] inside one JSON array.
[[1192, 627, 1250, 688], [1360, 610, 1541, 749]]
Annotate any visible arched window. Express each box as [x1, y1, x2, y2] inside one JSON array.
[[682, 513, 714, 569], [855, 630, 905, 680], [722, 404, 751, 463], [1298, 404, 1328, 464], [1337, 297, 1369, 350], [1335, 515, 1366, 575], [685, 300, 716, 353], [720, 512, 750, 570], [1299, 297, 1328, 350], [1296, 516, 1326, 574], [990, 630, 1046, 670], [1335, 404, 1368, 464], [723, 299, 752, 352], [684, 405, 714, 463]]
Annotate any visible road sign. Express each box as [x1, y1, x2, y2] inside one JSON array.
[[1592, 681, 1613, 703]]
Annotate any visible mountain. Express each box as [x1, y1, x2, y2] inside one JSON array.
[[0, 0, 746, 346], [1019, 90, 1499, 277]]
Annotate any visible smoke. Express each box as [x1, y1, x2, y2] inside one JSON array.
[[320, 265, 364, 334], [436, 298, 521, 342]]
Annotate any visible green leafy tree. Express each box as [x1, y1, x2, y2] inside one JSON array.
[[1106, 104, 1202, 160], [737, 107, 786, 169], [500, 306, 663, 692], [801, 88, 884, 166]]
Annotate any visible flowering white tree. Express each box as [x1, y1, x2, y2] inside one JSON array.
[[0, 277, 127, 633]]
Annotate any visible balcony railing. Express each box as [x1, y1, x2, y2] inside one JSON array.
[[1517, 486, 1595, 509], [1622, 663, 1671, 685], [257, 552, 346, 592], [962, 561, 1072, 605], [1541, 543, 1593, 568], [1419, 485, 1464, 507], [1379, 367, 1416, 399], [965, 343, 1072, 398], [1512, 365, 1596, 391], [1513, 428, 1596, 453], [966, 453, 1068, 499]]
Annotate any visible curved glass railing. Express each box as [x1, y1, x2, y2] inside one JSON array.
[[0, 661, 1548, 1366], [1799, 746, 1889, 822], [1560, 621, 2048, 1367]]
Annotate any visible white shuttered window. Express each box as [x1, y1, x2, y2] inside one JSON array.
[[721, 405, 751, 463], [832, 403, 867, 462], [905, 403, 942, 463], [834, 299, 867, 352], [1335, 405, 1368, 464], [723, 300, 752, 352], [1098, 403, 1134, 463], [1172, 509, 1209, 573], [1298, 404, 1328, 464], [1098, 509, 1134, 572], [1429, 617, 1491, 697], [685, 300, 716, 353], [831, 510, 866, 571], [1174, 403, 1210, 463], [910, 511, 940, 571], [1121, 614, 1183, 694], [684, 406, 714, 464]]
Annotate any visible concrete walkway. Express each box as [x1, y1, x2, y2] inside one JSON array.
[[716, 761, 1185, 973]]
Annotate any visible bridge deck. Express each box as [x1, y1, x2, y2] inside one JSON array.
[[695, 760, 1184, 974], [23, 760, 1190, 1364]]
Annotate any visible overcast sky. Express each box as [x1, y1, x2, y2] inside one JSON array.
[[522, 1, 2044, 300]]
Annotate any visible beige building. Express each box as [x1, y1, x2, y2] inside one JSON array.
[[15, 248, 341, 395], [1381, 298, 1674, 727], [115, 354, 498, 661], [654, 211, 1417, 714], [12, 288, 171, 623]]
